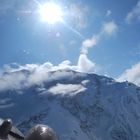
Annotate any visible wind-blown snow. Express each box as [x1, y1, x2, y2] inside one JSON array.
[[47, 83, 86, 95]]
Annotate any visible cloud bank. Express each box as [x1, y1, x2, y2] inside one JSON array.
[[0, 59, 96, 91], [125, 0, 140, 23], [117, 62, 140, 87]]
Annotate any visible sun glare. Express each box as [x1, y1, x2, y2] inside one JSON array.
[[39, 3, 63, 24]]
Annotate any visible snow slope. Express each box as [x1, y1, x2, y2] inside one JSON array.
[[0, 69, 140, 140]]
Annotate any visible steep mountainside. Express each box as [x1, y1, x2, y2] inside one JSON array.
[[0, 70, 140, 140]]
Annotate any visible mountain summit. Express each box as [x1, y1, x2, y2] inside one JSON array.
[[0, 69, 140, 140]]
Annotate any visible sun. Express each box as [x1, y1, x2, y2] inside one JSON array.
[[39, 3, 63, 24]]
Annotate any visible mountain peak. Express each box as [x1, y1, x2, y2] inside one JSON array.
[[0, 69, 140, 140]]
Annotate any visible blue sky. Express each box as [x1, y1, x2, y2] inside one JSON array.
[[0, 0, 140, 85]]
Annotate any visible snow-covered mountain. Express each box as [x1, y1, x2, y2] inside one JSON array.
[[0, 69, 140, 140]]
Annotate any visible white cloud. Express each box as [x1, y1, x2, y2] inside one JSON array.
[[125, 0, 140, 23], [81, 35, 99, 54], [78, 21, 118, 75], [117, 62, 140, 87], [77, 54, 96, 73], [58, 60, 71, 68], [0, 71, 26, 91], [102, 21, 118, 35], [81, 21, 118, 55]]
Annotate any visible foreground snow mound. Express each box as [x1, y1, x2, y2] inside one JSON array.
[[0, 70, 140, 140]]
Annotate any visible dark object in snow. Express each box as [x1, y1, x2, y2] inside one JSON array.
[[25, 124, 58, 140], [0, 119, 12, 139], [0, 118, 24, 140]]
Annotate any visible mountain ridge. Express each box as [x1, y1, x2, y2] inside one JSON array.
[[0, 69, 140, 140]]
